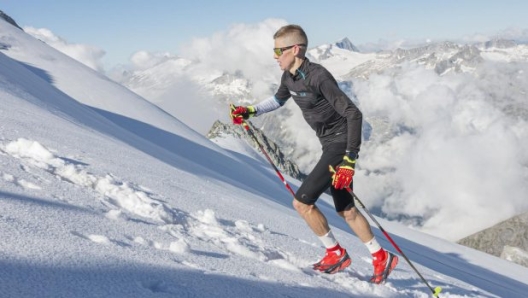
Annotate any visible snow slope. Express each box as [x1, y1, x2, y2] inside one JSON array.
[[1, 18, 528, 298]]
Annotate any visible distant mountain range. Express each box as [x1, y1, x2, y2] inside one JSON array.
[[132, 33, 528, 164]]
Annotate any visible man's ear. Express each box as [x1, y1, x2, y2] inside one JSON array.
[[294, 44, 306, 58], [294, 44, 302, 57]]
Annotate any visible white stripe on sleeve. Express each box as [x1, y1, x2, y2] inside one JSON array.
[[254, 96, 283, 116]]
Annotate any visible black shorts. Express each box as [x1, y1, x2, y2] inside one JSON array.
[[295, 143, 354, 212]]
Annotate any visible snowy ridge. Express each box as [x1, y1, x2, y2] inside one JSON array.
[[335, 37, 360, 52]]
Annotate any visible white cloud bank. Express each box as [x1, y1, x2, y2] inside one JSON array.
[[24, 26, 106, 72], [106, 19, 288, 135], [353, 61, 528, 240], [178, 18, 286, 83]]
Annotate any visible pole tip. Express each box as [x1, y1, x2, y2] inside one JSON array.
[[433, 286, 442, 297]]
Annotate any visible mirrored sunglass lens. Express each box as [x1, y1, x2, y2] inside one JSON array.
[[274, 48, 282, 56]]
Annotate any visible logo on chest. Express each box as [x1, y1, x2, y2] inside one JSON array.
[[290, 90, 308, 97]]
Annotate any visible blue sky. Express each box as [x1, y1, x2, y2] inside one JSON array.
[[3, 0, 528, 68]]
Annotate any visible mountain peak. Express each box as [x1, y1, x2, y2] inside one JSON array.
[[0, 10, 23, 30], [335, 37, 360, 52], [483, 38, 517, 49]]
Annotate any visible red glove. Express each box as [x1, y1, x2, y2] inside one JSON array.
[[230, 105, 256, 125], [330, 155, 356, 189]]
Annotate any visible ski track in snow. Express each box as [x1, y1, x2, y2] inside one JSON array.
[[1, 137, 408, 296]]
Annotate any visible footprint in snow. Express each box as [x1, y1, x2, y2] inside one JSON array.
[[140, 280, 179, 295], [3, 138, 187, 226], [2, 172, 42, 190], [130, 235, 191, 255], [186, 209, 301, 272], [70, 231, 131, 247]]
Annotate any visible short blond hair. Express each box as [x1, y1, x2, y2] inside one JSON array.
[[273, 24, 308, 47]]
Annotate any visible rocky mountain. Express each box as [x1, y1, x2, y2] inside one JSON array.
[[207, 120, 306, 181], [482, 38, 518, 49], [335, 37, 360, 52], [344, 41, 484, 79], [0, 10, 20, 50], [458, 212, 528, 268], [208, 71, 254, 104], [306, 37, 364, 62], [0, 10, 22, 30]]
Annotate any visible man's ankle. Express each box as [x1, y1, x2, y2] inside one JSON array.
[[326, 243, 344, 255]]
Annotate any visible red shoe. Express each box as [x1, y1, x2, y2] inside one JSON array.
[[370, 249, 398, 284], [313, 245, 351, 274]]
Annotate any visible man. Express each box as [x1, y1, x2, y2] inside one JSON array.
[[230, 24, 398, 283]]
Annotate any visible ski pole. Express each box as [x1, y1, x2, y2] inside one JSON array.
[[346, 187, 442, 297], [232, 110, 297, 198]]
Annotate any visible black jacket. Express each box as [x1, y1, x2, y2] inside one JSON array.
[[274, 58, 362, 155]]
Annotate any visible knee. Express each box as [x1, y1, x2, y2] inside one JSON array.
[[293, 199, 313, 215], [340, 206, 358, 221]]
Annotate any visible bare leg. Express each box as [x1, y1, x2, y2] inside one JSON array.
[[293, 199, 374, 244], [292, 199, 330, 236], [338, 206, 374, 243]]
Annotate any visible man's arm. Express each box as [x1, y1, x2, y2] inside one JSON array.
[[254, 96, 288, 116], [254, 73, 291, 116]]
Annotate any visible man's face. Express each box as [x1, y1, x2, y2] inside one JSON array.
[[273, 37, 296, 72]]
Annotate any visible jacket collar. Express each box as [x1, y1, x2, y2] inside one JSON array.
[[289, 58, 310, 80]]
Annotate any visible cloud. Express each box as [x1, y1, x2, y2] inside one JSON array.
[[120, 18, 286, 86], [112, 18, 291, 135], [179, 18, 286, 84], [353, 61, 528, 240], [24, 26, 106, 72], [496, 27, 528, 42], [129, 51, 177, 70], [153, 76, 225, 135]]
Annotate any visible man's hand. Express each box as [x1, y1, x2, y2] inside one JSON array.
[[230, 105, 256, 125], [330, 155, 356, 189]]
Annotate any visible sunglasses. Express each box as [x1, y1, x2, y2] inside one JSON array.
[[273, 44, 306, 56]]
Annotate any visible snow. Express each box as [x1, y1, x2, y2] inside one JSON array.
[[1, 18, 528, 298], [307, 45, 377, 76]]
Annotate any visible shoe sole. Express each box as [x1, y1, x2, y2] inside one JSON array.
[[325, 257, 351, 274], [313, 254, 352, 274]]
